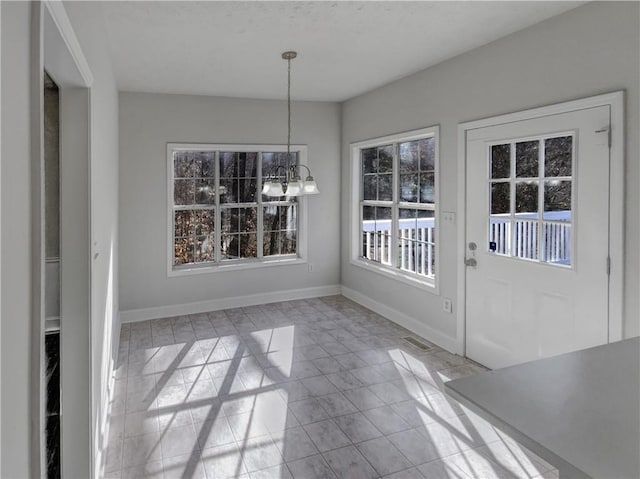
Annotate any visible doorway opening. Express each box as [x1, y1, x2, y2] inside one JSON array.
[[44, 70, 61, 479]]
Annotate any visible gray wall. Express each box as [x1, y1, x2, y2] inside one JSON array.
[[118, 92, 341, 313], [341, 2, 640, 345], [1, 2, 34, 474]]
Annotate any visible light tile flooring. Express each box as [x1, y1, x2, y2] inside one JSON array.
[[105, 296, 557, 479]]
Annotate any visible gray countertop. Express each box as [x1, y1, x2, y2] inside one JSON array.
[[445, 338, 640, 479]]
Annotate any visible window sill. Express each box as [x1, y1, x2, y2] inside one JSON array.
[[350, 257, 438, 294], [168, 256, 305, 277]]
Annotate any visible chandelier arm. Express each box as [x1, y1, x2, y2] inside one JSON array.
[[297, 164, 313, 178], [263, 164, 285, 181]]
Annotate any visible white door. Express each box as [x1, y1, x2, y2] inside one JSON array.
[[465, 105, 611, 369]]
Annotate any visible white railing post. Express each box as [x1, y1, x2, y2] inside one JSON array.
[[427, 226, 433, 277], [408, 228, 414, 272], [420, 228, 426, 275]]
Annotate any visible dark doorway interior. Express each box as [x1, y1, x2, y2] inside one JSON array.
[[44, 70, 61, 479]]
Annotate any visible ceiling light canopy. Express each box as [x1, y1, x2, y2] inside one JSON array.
[[261, 51, 319, 198]]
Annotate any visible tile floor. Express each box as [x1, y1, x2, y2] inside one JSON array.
[[104, 296, 558, 479]]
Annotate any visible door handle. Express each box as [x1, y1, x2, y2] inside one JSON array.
[[465, 257, 477, 267]]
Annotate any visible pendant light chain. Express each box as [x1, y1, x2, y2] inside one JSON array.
[[260, 51, 319, 197], [287, 56, 292, 179]]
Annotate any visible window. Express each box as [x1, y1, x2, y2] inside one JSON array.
[[168, 144, 306, 275], [351, 127, 439, 288], [489, 134, 573, 266]]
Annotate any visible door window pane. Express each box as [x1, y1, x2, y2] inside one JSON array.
[[489, 217, 510, 255], [515, 180, 539, 261], [545, 136, 572, 177], [491, 182, 510, 214], [544, 181, 571, 220], [514, 217, 539, 261], [543, 180, 571, 266], [515, 182, 538, 214], [515, 140, 539, 178], [542, 222, 571, 265], [491, 144, 510, 179]]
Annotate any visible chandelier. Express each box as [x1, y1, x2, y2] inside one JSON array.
[[261, 51, 319, 197]]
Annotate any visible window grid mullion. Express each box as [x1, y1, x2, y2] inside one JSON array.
[[391, 142, 399, 269], [538, 139, 545, 262], [257, 152, 264, 260], [509, 141, 516, 257], [214, 151, 221, 264]]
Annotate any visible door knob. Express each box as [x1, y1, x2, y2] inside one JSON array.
[[465, 257, 477, 267]]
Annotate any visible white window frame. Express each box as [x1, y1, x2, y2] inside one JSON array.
[[350, 126, 440, 292], [167, 143, 309, 277]]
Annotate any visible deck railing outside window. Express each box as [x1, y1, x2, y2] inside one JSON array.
[[362, 217, 435, 277], [490, 210, 571, 265]]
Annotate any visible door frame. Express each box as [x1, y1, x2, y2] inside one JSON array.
[[456, 91, 624, 356], [35, 1, 94, 476]]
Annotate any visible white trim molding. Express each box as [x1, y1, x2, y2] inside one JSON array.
[[43, 1, 93, 86], [120, 285, 341, 323], [341, 286, 457, 353], [456, 91, 625, 356]]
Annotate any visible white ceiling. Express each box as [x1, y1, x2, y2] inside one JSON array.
[[101, 1, 583, 102]]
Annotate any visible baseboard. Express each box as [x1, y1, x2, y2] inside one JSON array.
[[119, 284, 342, 323], [340, 286, 458, 354]]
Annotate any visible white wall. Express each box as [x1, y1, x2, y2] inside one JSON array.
[[63, 2, 120, 477], [341, 2, 640, 347], [1, 2, 34, 475], [119, 92, 341, 315]]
